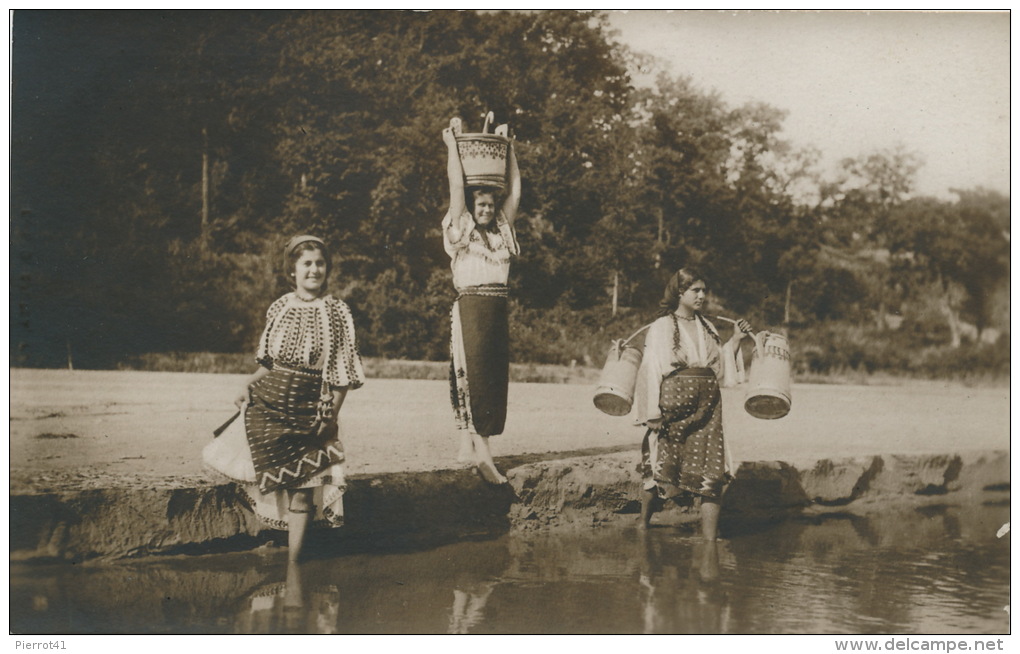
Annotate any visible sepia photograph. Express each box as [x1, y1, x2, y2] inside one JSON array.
[[8, 9, 1010, 641]]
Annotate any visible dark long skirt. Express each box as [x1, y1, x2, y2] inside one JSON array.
[[640, 367, 727, 500], [245, 366, 343, 493], [450, 285, 509, 437]]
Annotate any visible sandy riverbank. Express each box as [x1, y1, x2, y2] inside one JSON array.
[[10, 369, 1009, 561], [11, 368, 1009, 492]]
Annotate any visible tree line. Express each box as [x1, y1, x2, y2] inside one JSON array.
[[10, 10, 1009, 377]]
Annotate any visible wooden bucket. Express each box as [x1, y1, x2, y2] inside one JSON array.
[[744, 331, 792, 419], [455, 111, 509, 190], [593, 324, 651, 417], [593, 342, 643, 416]]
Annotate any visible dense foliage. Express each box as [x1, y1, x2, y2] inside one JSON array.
[[11, 10, 1009, 378]]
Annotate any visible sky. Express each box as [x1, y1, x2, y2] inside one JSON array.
[[605, 10, 1009, 200]]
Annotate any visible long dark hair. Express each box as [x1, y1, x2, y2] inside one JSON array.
[[656, 268, 704, 317], [656, 267, 720, 344]]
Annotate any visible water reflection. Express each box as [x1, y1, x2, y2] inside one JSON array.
[[448, 583, 496, 634], [234, 562, 340, 634], [638, 533, 731, 634], [11, 504, 1009, 635]]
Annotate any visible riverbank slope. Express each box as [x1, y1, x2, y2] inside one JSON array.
[[9, 369, 1009, 560]]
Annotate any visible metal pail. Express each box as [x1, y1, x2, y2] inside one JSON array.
[[593, 342, 644, 416], [744, 331, 792, 419]]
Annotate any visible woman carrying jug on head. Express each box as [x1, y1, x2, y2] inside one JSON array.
[[441, 116, 521, 485], [633, 267, 753, 539]]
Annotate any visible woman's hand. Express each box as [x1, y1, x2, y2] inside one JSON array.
[[646, 417, 664, 432], [314, 415, 338, 439], [235, 366, 270, 409], [728, 319, 753, 347], [313, 387, 347, 438], [233, 384, 250, 409], [442, 126, 457, 148]]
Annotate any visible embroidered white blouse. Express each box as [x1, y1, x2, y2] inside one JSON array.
[[632, 314, 743, 425], [442, 208, 520, 290], [256, 293, 365, 390]]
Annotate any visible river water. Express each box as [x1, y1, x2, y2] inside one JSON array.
[[11, 504, 1009, 635]]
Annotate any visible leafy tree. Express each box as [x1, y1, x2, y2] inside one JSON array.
[[884, 192, 1009, 345], [9, 10, 1010, 376], [816, 147, 924, 329]]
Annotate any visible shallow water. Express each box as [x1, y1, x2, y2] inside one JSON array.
[[11, 504, 1010, 634]]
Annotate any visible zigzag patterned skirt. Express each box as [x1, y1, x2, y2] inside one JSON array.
[[640, 367, 727, 501], [202, 365, 346, 529], [245, 366, 344, 493]]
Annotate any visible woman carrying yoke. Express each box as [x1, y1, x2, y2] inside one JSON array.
[[633, 268, 753, 539]]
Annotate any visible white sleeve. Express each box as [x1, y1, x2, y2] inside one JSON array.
[[632, 318, 672, 425], [442, 208, 474, 256]]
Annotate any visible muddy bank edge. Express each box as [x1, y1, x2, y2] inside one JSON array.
[[10, 450, 1009, 562]]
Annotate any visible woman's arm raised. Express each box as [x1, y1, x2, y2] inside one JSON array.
[[443, 127, 468, 241], [502, 140, 521, 226]]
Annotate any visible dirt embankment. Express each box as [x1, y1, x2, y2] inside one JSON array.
[[10, 369, 1010, 561], [10, 449, 1008, 562]]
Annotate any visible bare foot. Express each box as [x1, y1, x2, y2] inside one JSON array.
[[476, 460, 507, 485], [470, 434, 506, 484]]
